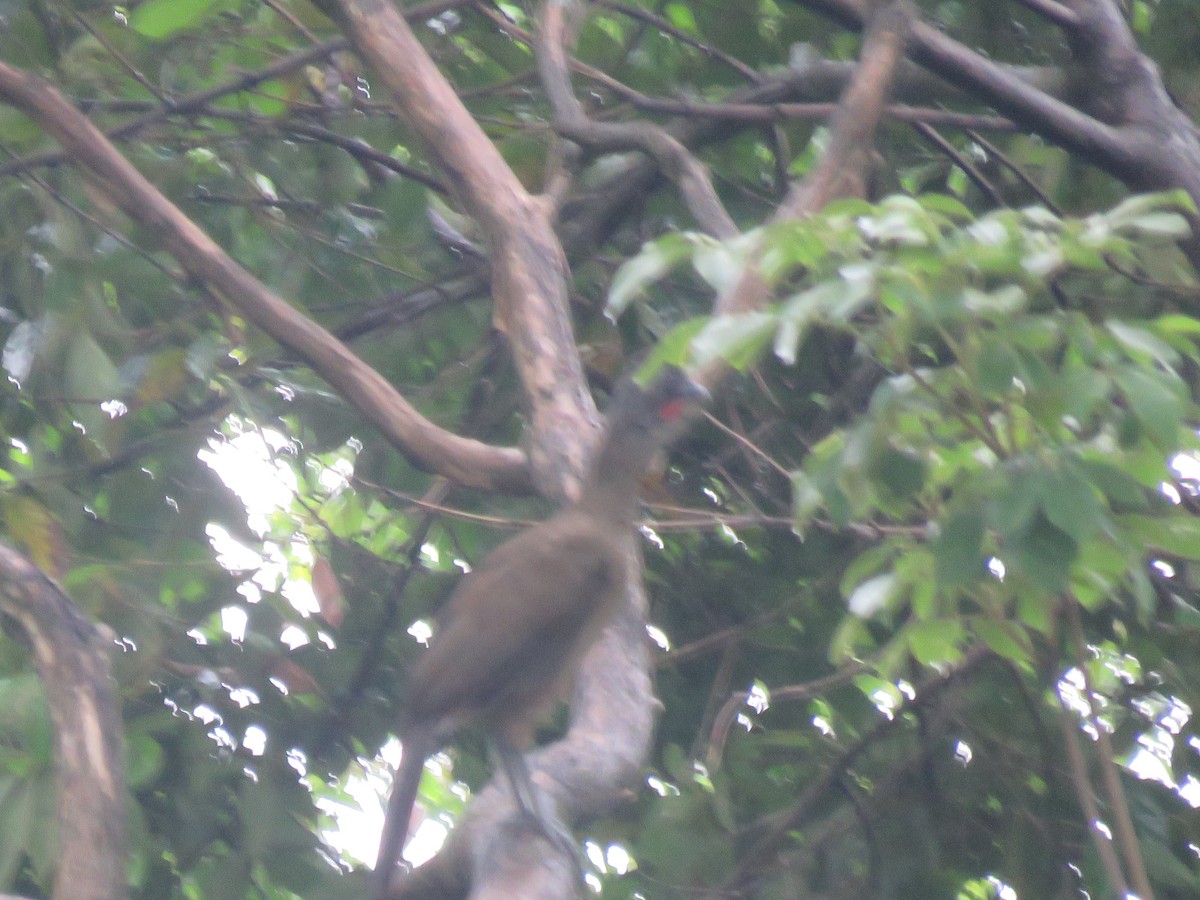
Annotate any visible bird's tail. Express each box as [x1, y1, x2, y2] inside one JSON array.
[[371, 726, 436, 899]]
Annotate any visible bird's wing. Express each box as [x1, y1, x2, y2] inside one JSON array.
[[405, 521, 626, 728]]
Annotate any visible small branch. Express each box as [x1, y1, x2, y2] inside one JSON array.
[[1057, 684, 1131, 896], [0, 62, 532, 494], [702, 411, 792, 478], [704, 662, 866, 771], [262, 0, 323, 42], [912, 121, 1004, 207], [618, 96, 1015, 132], [1012, 0, 1081, 30], [70, 10, 168, 103], [534, 0, 738, 238], [592, 0, 761, 83], [690, 639, 742, 762], [1066, 600, 1155, 900], [964, 128, 1062, 213], [209, 110, 449, 193], [715, 1, 915, 318]]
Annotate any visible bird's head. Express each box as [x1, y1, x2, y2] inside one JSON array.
[[605, 365, 709, 456]]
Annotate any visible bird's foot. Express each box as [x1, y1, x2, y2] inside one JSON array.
[[518, 806, 587, 887]]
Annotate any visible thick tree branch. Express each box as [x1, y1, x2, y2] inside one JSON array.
[[330, 0, 595, 503], [792, 0, 1200, 263], [324, 2, 657, 898], [0, 543, 126, 900], [0, 63, 531, 495], [714, 1, 914, 318]]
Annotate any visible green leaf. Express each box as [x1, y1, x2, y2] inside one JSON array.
[[774, 294, 821, 366], [1118, 211, 1193, 239], [829, 616, 872, 662], [1104, 189, 1195, 222], [664, 2, 698, 32], [839, 541, 897, 597], [962, 285, 1026, 317], [65, 332, 122, 403], [606, 233, 697, 318], [775, 279, 859, 364], [1017, 590, 1053, 634], [1118, 514, 1200, 560], [853, 674, 902, 710], [1114, 367, 1185, 449], [917, 193, 973, 220], [691, 239, 748, 293], [974, 339, 1020, 397], [989, 469, 1041, 536], [1006, 514, 1077, 593], [933, 508, 986, 589], [1040, 463, 1103, 544], [638, 317, 708, 374], [790, 469, 822, 529], [1072, 537, 1133, 612], [125, 732, 165, 790], [689, 312, 775, 370], [1078, 459, 1148, 511], [971, 618, 1032, 665], [131, 0, 224, 39], [906, 619, 966, 666], [846, 572, 897, 619], [870, 446, 926, 501], [1152, 313, 1200, 337], [1106, 320, 1178, 366]]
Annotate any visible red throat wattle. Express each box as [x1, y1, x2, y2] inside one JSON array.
[[658, 398, 687, 421]]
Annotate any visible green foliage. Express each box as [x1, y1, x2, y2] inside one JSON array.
[[613, 191, 1200, 895], [2, 0, 1200, 898], [615, 190, 1200, 669]]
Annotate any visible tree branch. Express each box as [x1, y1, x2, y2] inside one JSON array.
[[329, 0, 595, 503], [325, 2, 657, 897], [0, 63, 531, 495], [792, 0, 1200, 264], [714, 0, 915, 318], [0, 543, 126, 900], [536, 0, 738, 239], [1066, 600, 1154, 900]]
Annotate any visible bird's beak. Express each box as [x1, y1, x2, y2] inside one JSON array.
[[683, 378, 711, 407]]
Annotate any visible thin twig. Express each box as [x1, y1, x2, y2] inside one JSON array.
[[592, 0, 762, 83], [1066, 600, 1155, 900], [703, 411, 792, 478], [70, 10, 169, 103], [1011, 0, 1081, 29], [912, 120, 1004, 207], [1057, 687, 1131, 895], [965, 128, 1060, 213]]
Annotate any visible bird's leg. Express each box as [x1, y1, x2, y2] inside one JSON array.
[[494, 740, 586, 885]]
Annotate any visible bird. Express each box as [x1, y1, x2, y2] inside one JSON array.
[[371, 365, 707, 898]]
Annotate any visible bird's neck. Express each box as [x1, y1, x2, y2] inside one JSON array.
[[575, 433, 652, 528]]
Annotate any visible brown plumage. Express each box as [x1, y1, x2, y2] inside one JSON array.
[[371, 366, 706, 898]]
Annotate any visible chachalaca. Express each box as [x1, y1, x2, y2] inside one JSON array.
[[371, 365, 707, 898]]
